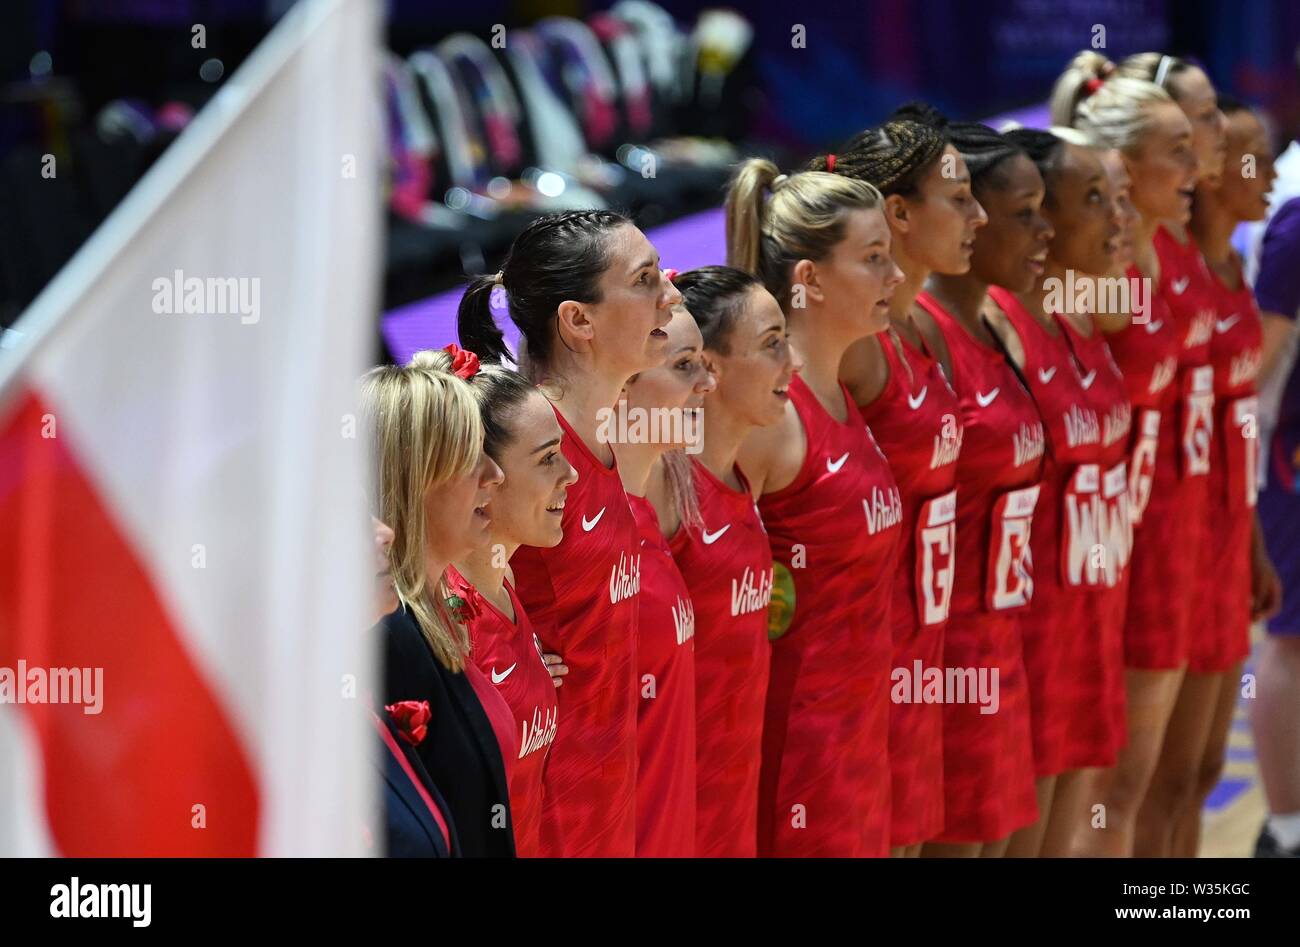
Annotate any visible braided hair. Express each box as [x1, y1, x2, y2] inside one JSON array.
[[1001, 128, 1069, 194], [806, 118, 946, 197], [877, 104, 1026, 195]]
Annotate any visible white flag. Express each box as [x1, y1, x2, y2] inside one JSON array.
[[0, 0, 380, 856]]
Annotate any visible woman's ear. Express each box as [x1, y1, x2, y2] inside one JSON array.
[[791, 258, 824, 306], [884, 193, 910, 232], [556, 300, 593, 347]]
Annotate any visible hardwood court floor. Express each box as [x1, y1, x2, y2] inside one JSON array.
[[1199, 629, 1268, 858]]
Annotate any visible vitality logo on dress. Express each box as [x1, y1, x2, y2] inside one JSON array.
[[1229, 348, 1261, 389], [1101, 402, 1133, 448], [1013, 421, 1046, 467], [930, 424, 963, 470], [671, 595, 696, 646], [863, 485, 903, 535], [1062, 403, 1101, 448], [1185, 310, 1214, 349], [731, 565, 774, 617], [609, 552, 641, 604], [1149, 356, 1177, 395], [518, 704, 558, 760]]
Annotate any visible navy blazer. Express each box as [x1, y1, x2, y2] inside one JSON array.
[[382, 605, 516, 857], [375, 710, 458, 857]]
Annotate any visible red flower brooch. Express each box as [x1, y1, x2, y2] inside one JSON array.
[[445, 582, 484, 625], [386, 700, 432, 746]]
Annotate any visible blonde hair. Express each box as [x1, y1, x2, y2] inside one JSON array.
[[360, 349, 483, 671], [1049, 50, 1113, 127], [1051, 51, 1177, 157], [725, 158, 884, 312], [662, 449, 702, 532], [1115, 52, 1193, 94]]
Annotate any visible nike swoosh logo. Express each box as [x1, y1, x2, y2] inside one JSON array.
[[975, 388, 1000, 407], [907, 386, 928, 410], [826, 452, 849, 474], [491, 663, 517, 684], [1215, 314, 1240, 334], [1080, 369, 1097, 389], [1038, 367, 1056, 384], [1144, 319, 1164, 334], [1172, 276, 1190, 295], [581, 508, 605, 531], [701, 524, 731, 545]]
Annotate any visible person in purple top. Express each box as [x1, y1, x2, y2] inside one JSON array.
[[1250, 190, 1300, 857]]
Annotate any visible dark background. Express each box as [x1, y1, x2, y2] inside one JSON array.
[[3, 0, 1299, 331]]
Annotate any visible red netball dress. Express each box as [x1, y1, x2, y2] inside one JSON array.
[[856, 328, 962, 847], [510, 407, 640, 857], [988, 286, 1106, 777], [1057, 315, 1133, 761], [1189, 263, 1262, 673], [754, 372, 903, 857], [916, 291, 1044, 843], [1104, 264, 1183, 669], [1148, 227, 1217, 668], [669, 459, 771, 857], [628, 493, 696, 857], [448, 566, 558, 858]]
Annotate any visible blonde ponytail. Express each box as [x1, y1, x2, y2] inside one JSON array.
[[724, 157, 782, 274], [724, 159, 884, 312], [1048, 50, 1115, 127]]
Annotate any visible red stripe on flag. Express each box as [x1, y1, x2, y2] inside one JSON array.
[[0, 388, 260, 855]]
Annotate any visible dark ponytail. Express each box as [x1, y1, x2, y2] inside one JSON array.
[[457, 209, 630, 381], [457, 274, 512, 366]]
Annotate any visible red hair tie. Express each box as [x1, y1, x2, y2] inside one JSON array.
[[442, 343, 480, 380], [825, 153, 837, 173], [1084, 77, 1104, 95]]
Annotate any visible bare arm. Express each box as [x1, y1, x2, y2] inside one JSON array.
[[1258, 312, 1296, 388], [839, 333, 890, 409]]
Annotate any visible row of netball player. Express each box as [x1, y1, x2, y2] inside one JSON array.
[[363, 48, 1285, 857]]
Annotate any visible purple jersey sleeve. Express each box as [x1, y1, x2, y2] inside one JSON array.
[[1255, 196, 1300, 319]]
